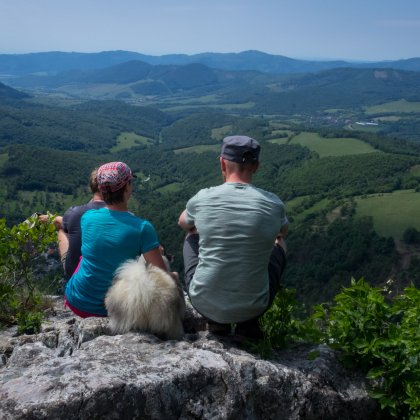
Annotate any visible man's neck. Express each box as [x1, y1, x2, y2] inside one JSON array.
[[225, 173, 253, 184]]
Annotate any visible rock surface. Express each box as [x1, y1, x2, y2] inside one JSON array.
[[0, 297, 383, 420]]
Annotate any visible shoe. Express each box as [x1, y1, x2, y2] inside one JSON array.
[[235, 318, 264, 340], [207, 321, 231, 336]]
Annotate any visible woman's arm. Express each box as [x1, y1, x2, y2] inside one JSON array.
[[143, 246, 179, 281]]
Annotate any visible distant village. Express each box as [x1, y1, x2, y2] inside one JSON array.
[[308, 115, 379, 127]]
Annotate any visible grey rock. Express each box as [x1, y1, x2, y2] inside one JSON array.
[[0, 297, 385, 419]]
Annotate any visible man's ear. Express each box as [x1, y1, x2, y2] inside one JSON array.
[[253, 161, 260, 174], [220, 157, 227, 172]]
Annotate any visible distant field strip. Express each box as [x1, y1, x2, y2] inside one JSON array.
[[111, 132, 153, 152], [365, 100, 420, 115], [211, 125, 232, 140], [289, 132, 379, 157], [268, 138, 288, 145], [162, 102, 255, 112], [155, 182, 183, 193], [410, 165, 420, 176], [355, 190, 420, 239], [174, 144, 221, 154], [0, 153, 9, 167]]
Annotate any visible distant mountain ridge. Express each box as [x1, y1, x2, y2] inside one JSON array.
[[1, 50, 420, 76], [7, 61, 287, 93]]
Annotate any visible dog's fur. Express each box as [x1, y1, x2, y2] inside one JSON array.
[[104, 246, 186, 340]]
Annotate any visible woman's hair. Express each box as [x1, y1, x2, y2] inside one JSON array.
[[102, 180, 130, 205], [89, 169, 100, 194]]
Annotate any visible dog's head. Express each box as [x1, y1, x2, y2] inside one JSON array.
[[159, 244, 174, 266]]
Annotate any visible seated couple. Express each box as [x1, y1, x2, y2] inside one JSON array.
[[47, 136, 289, 338]]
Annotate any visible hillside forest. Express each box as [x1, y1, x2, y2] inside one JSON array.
[[1, 58, 420, 310]]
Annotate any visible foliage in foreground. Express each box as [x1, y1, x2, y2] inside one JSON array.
[[0, 215, 58, 334], [257, 279, 420, 420]]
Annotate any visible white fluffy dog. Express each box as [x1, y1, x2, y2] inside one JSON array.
[[104, 249, 186, 340]]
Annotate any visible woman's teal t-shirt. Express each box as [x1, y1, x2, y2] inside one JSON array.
[[65, 208, 159, 315]]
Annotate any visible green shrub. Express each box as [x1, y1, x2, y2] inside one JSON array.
[[254, 279, 420, 419], [403, 227, 420, 244], [0, 215, 57, 332]]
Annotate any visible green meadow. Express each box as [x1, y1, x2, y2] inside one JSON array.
[[0, 153, 9, 167], [211, 125, 232, 140], [174, 144, 221, 154], [289, 132, 379, 157], [162, 102, 256, 112], [365, 99, 420, 115], [355, 190, 420, 240], [155, 182, 183, 194], [352, 124, 382, 134], [410, 165, 420, 177], [284, 196, 331, 226], [110, 132, 153, 152], [269, 122, 291, 129], [268, 138, 289, 145]]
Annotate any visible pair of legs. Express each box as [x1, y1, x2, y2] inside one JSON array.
[[183, 228, 287, 337]]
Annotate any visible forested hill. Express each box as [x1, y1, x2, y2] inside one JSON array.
[[0, 82, 30, 100], [1, 50, 420, 76], [8, 61, 286, 91], [8, 63, 420, 110]]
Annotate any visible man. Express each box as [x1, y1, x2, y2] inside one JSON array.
[[178, 136, 289, 337], [40, 169, 106, 281], [65, 162, 178, 318]]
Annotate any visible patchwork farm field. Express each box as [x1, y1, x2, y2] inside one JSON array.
[[355, 190, 420, 240], [365, 100, 420, 115], [289, 132, 379, 157]]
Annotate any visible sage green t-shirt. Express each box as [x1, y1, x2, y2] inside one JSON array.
[[185, 182, 288, 324]]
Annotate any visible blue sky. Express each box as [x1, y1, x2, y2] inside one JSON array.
[[1, 0, 419, 61]]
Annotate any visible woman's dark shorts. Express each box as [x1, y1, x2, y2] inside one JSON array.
[[183, 233, 287, 315]]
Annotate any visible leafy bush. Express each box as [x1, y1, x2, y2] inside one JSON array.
[[255, 279, 420, 419], [0, 215, 57, 332], [403, 227, 420, 244]]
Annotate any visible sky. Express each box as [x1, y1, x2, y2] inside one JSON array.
[[1, 0, 420, 61]]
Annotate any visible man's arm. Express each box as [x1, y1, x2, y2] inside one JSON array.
[[178, 210, 195, 231], [143, 246, 179, 281]]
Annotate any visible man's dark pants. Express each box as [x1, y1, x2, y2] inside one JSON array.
[[183, 233, 287, 332]]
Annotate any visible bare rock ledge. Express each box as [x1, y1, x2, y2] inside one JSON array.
[[0, 297, 383, 420]]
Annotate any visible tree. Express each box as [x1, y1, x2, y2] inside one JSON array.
[[403, 227, 420, 244]]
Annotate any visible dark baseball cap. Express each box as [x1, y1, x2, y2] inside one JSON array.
[[220, 136, 260, 163]]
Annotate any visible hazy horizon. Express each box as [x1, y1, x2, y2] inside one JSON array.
[[1, 0, 419, 61]]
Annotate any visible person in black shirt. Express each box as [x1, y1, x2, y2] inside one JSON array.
[[40, 169, 106, 281]]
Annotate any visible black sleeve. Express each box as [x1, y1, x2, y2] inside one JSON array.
[[62, 207, 75, 233]]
